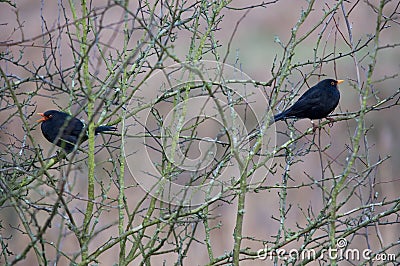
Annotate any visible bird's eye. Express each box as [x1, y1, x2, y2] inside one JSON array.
[[49, 115, 53, 118], [331, 81, 335, 85]]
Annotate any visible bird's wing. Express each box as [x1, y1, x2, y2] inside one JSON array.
[[285, 87, 323, 116], [62, 118, 85, 142]]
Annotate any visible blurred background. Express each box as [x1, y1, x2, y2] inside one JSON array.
[[1, 0, 399, 265]]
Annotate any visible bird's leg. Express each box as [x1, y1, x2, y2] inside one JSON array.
[[326, 117, 335, 127], [56, 150, 68, 161], [311, 120, 319, 132]]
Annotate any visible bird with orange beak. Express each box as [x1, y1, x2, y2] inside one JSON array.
[[38, 110, 116, 153]]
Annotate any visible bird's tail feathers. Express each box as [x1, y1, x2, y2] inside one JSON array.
[[273, 111, 287, 122], [95, 126, 117, 134]]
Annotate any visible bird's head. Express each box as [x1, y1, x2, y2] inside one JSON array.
[[37, 110, 66, 123], [322, 79, 344, 88]]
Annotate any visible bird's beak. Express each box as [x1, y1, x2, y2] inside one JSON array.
[[37, 113, 47, 123], [337, 80, 344, 84]]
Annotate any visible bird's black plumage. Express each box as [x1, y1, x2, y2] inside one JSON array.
[[273, 79, 343, 122], [38, 110, 116, 153]]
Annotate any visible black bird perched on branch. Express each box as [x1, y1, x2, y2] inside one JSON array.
[[273, 79, 344, 129], [37, 110, 117, 153]]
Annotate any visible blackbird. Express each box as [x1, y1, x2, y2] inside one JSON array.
[[273, 79, 344, 127], [38, 110, 116, 153]]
